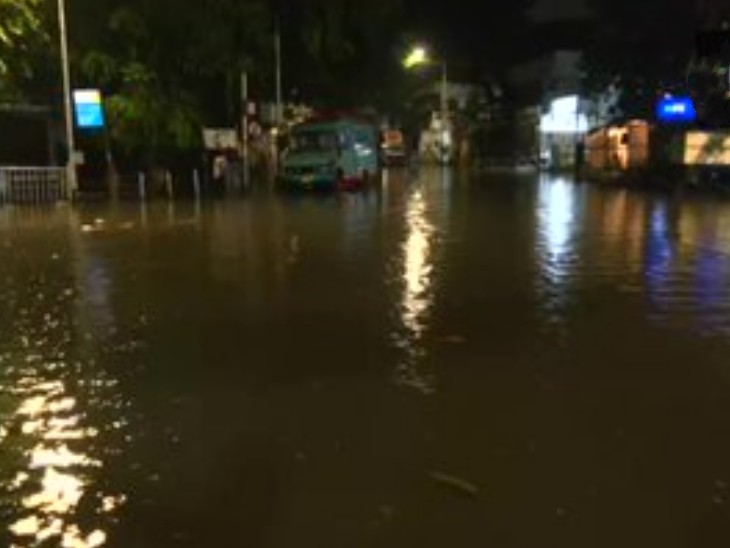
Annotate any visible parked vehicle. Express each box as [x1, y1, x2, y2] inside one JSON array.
[[280, 118, 378, 190], [380, 129, 407, 166]]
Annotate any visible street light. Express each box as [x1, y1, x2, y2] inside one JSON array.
[[403, 46, 429, 70], [403, 45, 450, 164], [57, 0, 77, 196]]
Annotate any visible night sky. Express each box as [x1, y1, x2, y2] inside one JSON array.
[[531, 0, 590, 21], [403, 0, 593, 77]]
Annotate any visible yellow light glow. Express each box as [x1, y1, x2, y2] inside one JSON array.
[[23, 468, 85, 514], [10, 515, 40, 537], [9, 377, 122, 547], [403, 46, 430, 69], [395, 187, 437, 394]]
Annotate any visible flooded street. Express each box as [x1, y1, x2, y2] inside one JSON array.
[[2, 168, 730, 547]]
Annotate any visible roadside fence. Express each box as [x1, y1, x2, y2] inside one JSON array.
[[0, 167, 69, 204]]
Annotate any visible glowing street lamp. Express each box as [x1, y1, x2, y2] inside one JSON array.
[[403, 45, 450, 164], [403, 46, 429, 70]]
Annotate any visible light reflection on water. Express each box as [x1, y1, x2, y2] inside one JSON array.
[[645, 201, 676, 320], [2, 369, 124, 548], [7, 379, 108, 547], [633, 196, 730, 338], [0, 209, 128, 548], [391, 169, 451, 394], [535, 176, 578, 329], [533, 179, 730, 340]]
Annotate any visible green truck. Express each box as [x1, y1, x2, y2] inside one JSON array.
[[280, 118, 379, 190]]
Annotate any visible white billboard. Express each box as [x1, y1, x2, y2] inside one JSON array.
[[683, 131, 730, 166]]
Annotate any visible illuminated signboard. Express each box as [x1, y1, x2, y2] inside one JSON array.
[[540, 95, 589, 134], [656, 97, 697, 123], [73, 89, 105, 129]]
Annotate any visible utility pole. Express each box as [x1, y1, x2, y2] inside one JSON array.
[[440, 61, 449, 165], [272, 20, 283, 179], [57, 0, 77, 196], [275, 20, 283, 127], [241, 71, 250, 189]]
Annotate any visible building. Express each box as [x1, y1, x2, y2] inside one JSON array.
[[688, 27, 730, 127], [414, 82, 487, 164], [508, 50, 593, 169], [584, 120, 650, 172]]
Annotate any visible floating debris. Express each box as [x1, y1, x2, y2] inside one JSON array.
[[429, 471, 479, 498]]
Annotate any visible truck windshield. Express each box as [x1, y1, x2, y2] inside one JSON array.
[[290, 130, 339, 153]]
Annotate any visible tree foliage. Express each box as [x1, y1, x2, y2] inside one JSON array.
[[582, 0, 730, 118], [278, 0, 404, 107], [0, 0, 54, 101], [70, 0, 275, 162], [0, 0, 405, 164]]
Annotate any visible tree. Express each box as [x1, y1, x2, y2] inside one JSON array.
[[0, 0, 55, 101], [73, 0, 274, 165], [2, 0, 412, 168], [277, 0, 404, 108]]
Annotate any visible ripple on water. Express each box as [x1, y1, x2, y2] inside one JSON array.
[[0, 227, 130, 548]]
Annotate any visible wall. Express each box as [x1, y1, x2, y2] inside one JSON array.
[[0, 108, 53, 166]]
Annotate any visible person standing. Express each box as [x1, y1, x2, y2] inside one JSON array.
[[212, 153, 228, 196]]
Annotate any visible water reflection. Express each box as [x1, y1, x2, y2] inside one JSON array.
[[0, 209, 128, 547], [639, 198, 730, 338], [536, 176, 578, 327], [340, 190, 379, 258], [694, 246, 730, 336], [645, 201, 676, 319], [542, 179, 573, 251], [8, 380, 108, 547], [393, 174, 439, 394]]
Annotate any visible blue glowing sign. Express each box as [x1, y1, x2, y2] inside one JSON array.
[[73, 89, 105, 129], [656, 97, 697, 123]]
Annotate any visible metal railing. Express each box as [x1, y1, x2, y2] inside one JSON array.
[[0, 167, 69, 204]]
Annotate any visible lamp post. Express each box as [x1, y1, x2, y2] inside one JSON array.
[[404, 45, 450, 164], [272, 18, 283, 178], [241, 70, 250, 189], [275, 19, 283, 127], [440, 61, 449, 162], [57, 0, 77, 196]]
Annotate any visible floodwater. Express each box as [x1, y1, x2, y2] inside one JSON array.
[[1, 168, 730, 547]]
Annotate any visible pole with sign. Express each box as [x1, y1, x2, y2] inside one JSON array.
[[73, 88, 116, 198]]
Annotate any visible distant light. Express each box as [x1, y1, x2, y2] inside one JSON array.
[[656, 96, 697, 123], [540, 95, 588, 134], [403, 46, 430, 69]]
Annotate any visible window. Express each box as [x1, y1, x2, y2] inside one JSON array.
[[291, 130, 339, 153]]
